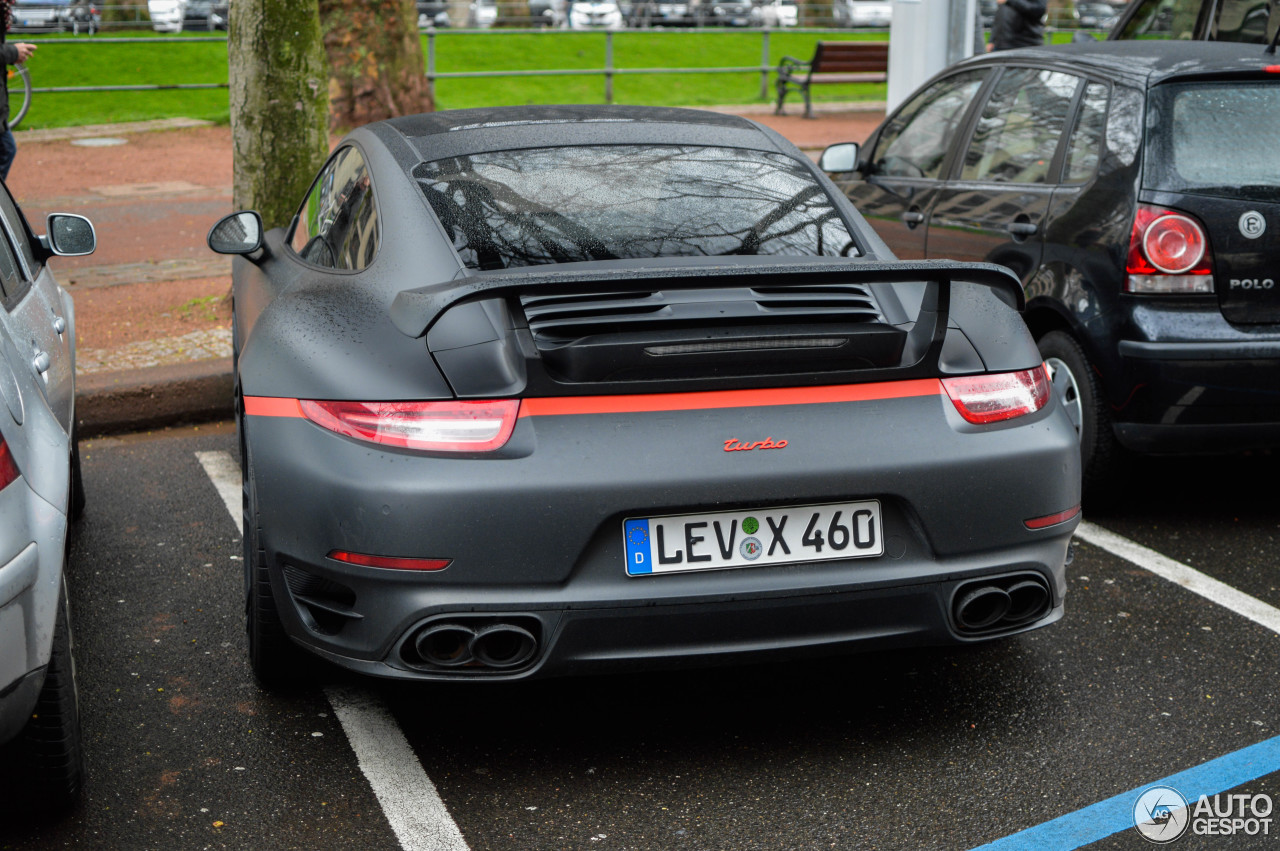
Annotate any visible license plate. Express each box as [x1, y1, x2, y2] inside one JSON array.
[[624, 500, 882, 576]]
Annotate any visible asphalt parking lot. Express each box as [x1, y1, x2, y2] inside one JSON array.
[[2, 423, 1278, 850]]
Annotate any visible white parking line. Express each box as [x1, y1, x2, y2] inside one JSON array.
[[195, 451, 242, 533], [326, 686, 470, 851], [195, 450, 471, 851], [1077, 520, 1280, 635]]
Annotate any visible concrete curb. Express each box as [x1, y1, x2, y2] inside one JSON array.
[[15, 117, 216, 144], [77, 358, 233, 438]]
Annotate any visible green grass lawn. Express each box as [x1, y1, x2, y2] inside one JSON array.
[[8, 29, 888, 130]]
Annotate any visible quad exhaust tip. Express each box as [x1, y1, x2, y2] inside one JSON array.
[[953, 573, 1051, 635], [409, 618, 540, 671]]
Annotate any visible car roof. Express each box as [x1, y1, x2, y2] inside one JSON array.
[[963, 40, 1280, 87], [379, 105, 795, 162]]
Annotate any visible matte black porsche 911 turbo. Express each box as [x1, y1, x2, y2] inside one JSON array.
[[207, 105, 1081, 687]]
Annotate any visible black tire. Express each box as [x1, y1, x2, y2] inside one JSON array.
[[1037, 330, 1126, 509], [0, 582, 84, 818], [240, 410, 311, 689]]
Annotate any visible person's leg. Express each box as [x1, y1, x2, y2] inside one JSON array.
[[0, 129, 16, 182]]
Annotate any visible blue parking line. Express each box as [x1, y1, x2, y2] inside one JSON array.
[[969, 734, 1280, 850]]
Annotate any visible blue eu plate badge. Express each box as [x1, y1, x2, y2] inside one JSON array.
[[624, 519, 652, 575]]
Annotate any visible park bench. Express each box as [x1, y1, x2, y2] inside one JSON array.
[[775, 41, 889, 119]]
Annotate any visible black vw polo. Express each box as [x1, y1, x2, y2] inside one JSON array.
[[822, 41, 1280, 502]]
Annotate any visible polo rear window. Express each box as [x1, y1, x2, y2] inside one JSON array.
[[413, 145, 859, 270], [1145, 82, 1280, 201]]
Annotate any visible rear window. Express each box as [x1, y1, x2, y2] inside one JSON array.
[[413, 145, 858, 271], [1145, 82, 1280, 201]]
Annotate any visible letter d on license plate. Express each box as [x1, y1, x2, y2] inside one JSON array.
[[624, 500, 882, 576]]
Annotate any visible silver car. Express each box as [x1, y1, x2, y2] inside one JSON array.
[[0, 183, 94, 817]]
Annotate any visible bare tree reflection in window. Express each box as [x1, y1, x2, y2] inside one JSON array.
[[414, 146, 858, 271]]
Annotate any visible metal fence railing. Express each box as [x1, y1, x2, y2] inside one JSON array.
[[12, 24, 1111, 106]]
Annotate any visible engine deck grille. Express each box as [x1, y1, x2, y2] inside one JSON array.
[[521, 284, 884, 341], [518, 283, 902, 382]]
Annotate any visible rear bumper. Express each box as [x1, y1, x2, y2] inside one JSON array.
[[245, 388, 1080, 681], [308, 565, 1069, 681], [1110, 304, 1280, 451]]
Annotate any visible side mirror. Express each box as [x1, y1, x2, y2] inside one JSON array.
[[46, 213, 96, 257], [1072, 30, 1097, 41], [819, 142, 860, 174], [207, 211, 264, 255]]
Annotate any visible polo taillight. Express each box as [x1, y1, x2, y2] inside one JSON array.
[[1125, 204, 1214, 294], [299, 399, 520, 452], [941, 366, 1051, 425], [0, 438, 18, 491]]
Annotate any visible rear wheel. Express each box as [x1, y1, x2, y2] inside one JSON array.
[[0, 581, 84, 818], [241, 411, 310, 689], [1037, 330, 1125, 509]]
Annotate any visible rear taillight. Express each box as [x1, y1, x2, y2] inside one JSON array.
[[300, 399, 520, 452], [941, 366, 1051, 425], [1125, 204, 1214, 294], [0, 438, 18, 491]]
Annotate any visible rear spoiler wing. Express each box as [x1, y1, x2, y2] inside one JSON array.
[[391, 258, 1023, 343]]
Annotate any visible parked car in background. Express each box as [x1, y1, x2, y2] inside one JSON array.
[[0, 186, 95, 816], [183, 0, 228, 30], [569, 0, 624, 27], [1076, 1, 1118, 29], [467, 0, 498, 27], [418, 0, 452, 27], [147, 0, 184, 31], [628, 0, 691, 25], [207, 104, 1079, 689], [12, 0, 99, 33], [751, 0, 798, 27], [1109, 0, 1276, 40], [833, 0, 892, 27], [689, 0, 754, 25], [822, 41, 1280, 504], [529, 0, 567, 27]]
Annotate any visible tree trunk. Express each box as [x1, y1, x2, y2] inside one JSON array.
[[320, 0, 434, 132], [228, 0, 331, 231]]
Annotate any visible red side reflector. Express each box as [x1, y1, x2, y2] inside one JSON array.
[[327, 550, 451, 571], [0, 437, 19, 492], [1266, 65, 1280, 73], [1024, 505, 1081, 530]]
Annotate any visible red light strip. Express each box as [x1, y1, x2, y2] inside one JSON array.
[[1024, 505, 1082, 530], [244, 379, 943, 422], [518, 380, 942, 418]]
